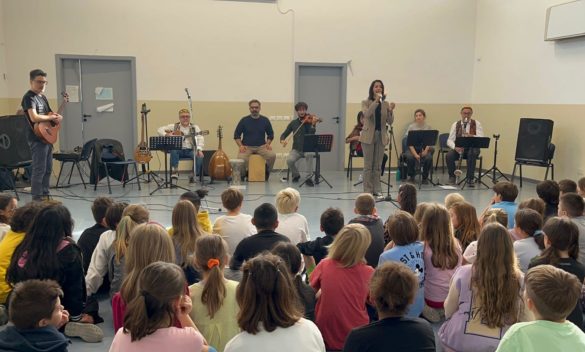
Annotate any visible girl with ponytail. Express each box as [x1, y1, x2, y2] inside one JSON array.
[[189, 235, 238, 352], [529, 217, 584, 329], [110, 261, 214, 352]]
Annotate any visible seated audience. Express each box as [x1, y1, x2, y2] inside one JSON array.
[[85, 202, 129, 297], [275, 187, 310, 245], [190, 235, 239, 352], [272, 242, 316, 321], [444, 192, 465, 210], [397, 182, 418, 215], [0, 202, 44, 305], [171, 200, 206, 284], [558, 178, 578, 197], [513, 209, 544, 272], [224, 254, 324, 352], [449, 201, 480, 251], [229, 203, 290, 271], [379, 211, 425, 317], [343, 262, 436, 352], [529, 217, 584, 330], [178, 190, 212, 233], [311, 224, 374, 350], [349, 193, 385, 267], [108, 205, 149, 297], [536, 180, 560, 220], [496, 265, 585, 351], [517, 197, 546, 221], [558, 193, 585, 265], [113, 223, 176, 332], [0, 194, 17, 242], [421, 204, 462, 323], [439, 223, 530, 351], [77, 196, 113, 273], [297, 207, 344, 273], [0, 280, 69, 352], [464, 208, 508, 264], [212, 188, 256, 256], [110, 262, 212, 352], [413, 202, 432, 230], [489, 181, 519, 229], [6, 203, 103, 342]]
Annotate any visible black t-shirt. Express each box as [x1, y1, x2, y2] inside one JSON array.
[[529, 257, 585, 330], [229, 230, 290, 270], [21, 90, 52, 141], [343, 316, 436, 352], [375, 103, 382, 131], [77, 223, 109, 274], [296, 235, 334, 265]]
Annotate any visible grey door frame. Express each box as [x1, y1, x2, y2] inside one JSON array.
[[294, 62, 347, 171], [55, 54, 137, 150]]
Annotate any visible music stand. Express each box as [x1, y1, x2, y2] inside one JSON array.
[[454, 136, 491, 190], [149, 136, 190, 195], [406, 130, 439, 189], [299, 134, 333, 188]]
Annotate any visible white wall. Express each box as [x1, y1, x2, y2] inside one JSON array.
[[472, 0, 585, 104], [0, 0, 8, 98], [2, 0, 477, 104]]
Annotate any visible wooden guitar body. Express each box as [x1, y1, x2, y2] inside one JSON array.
[[134, 103, 153, 164], [33, 92, 68, 144], [209, 125, 232, 180]]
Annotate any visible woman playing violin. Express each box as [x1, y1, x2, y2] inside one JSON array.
[[279, 102, 322, 186]]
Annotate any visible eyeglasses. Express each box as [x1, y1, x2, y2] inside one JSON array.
[[34, 80, 49, 85]]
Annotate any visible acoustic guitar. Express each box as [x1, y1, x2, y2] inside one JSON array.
[[33, 92, 68, 144], [208, 125, 232, 181], [134, 103, 153, 164]]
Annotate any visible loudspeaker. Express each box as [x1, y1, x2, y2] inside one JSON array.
[[0, 115, 32, 166], [514, 118, 554, 163]]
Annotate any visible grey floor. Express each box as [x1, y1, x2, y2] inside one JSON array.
[[5, 167, 540, 351]]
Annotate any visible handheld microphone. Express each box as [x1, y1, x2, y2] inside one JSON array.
[[185, 88, 191, 99]]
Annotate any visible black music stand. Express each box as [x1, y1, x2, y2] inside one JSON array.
[[299, 134, 333, 188], [149, 136, 190, 195], [406, 130, 439, 189], [455, 136, 491, 190]]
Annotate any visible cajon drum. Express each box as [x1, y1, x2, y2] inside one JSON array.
[[248, 154, 265, 181]]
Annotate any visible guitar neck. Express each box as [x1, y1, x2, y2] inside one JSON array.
[[140, 113, 146, 143], [56, 97, 67, 115]]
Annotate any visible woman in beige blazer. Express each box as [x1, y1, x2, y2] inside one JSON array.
[[360, 80, 395, 196]]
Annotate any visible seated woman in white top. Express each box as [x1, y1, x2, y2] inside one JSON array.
[[224, 253, 325, 352], [275, 188, 310, 245]]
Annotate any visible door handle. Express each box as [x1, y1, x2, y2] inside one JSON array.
[[82, 114, 92, 122], [83, 114, 92, 118], [332, 116, 340, 124]]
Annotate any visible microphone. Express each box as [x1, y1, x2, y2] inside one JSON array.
[[185, 88, 191, 99]]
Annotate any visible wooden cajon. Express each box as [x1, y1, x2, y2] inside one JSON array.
[[248, 154, 265, 181]]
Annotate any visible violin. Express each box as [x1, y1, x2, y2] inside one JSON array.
[[302, 113, 322, 125]]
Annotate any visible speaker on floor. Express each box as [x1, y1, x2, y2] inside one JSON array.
[[0, 115, 32, 166], [514, 118, 554, 163], [202, 150, 216, 176]]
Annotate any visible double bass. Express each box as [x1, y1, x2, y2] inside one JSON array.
[[208, 125, 232, 181]]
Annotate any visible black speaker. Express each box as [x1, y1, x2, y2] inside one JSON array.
[[202, 150, 216, 176], [0, 115, 32, 166], [514, 118, 554, 163]]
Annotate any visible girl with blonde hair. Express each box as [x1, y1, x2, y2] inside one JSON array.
[[171, 200, 207, 284], [112, 223, 176, 331], [190, 235, 239, 352], [420, 204, 462, 322], [107, 204, 149, 297], [449, 201, 480, 251], [310, 224, 374, 351], [439, 223, 529, 351]]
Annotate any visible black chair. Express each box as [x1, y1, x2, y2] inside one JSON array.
[[434, 133, 449, 173], [346, 142, 362, 180], [91, 139, 141, 194], [0, 161, 31, 200], [511, 143, 555, 187], [53, 139, 96, 189]]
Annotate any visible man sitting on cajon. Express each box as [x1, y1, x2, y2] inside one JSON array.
[[234, 99, 276, 180]]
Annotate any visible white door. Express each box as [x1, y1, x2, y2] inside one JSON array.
[[295, 64, 347, 171], [57, 56, 137, 158]]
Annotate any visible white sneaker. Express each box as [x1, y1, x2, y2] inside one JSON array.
[[64, 322, 104, 343], [358, 174, 363, 182], [171, 173, 179, 180]]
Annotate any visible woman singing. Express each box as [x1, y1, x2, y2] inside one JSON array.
[[361, 80, 395, 196]]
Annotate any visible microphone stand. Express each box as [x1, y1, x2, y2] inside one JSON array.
[[185, 88, 204, 185], [377, 125, 400, 208]]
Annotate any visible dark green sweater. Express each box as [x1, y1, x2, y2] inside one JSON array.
[[280, 118, 316, 152]]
